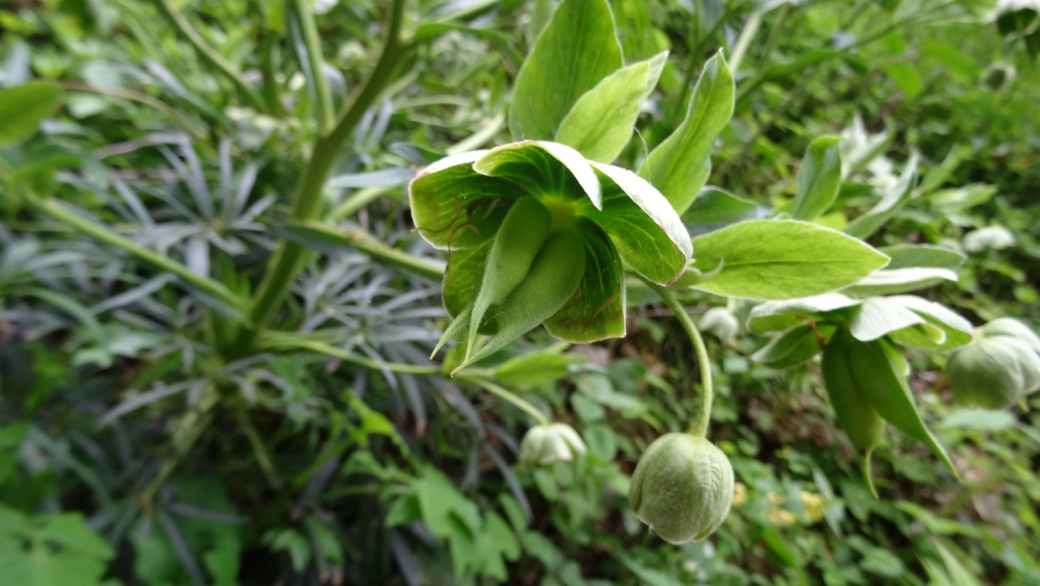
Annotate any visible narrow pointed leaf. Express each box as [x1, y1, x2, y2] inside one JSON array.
[[638, 52, 734, 214], [555, 52, 668, 163], [789, 135, 843, 221], [849, 297, 940, 342], [508, 0, 622, 141]]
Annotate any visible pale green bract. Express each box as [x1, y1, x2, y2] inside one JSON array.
[[409, 140, 691, 369]]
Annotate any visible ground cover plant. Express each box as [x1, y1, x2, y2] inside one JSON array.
[[1, 0, 1039, 584]]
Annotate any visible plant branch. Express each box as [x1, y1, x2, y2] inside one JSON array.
[[60, 81, 204, 139], [259, 333, 443, 376], [643, 278, 714, 438], [151, 0, 268, 112], [27, 194, 247, 315], [459, 376, 550, 426], [245, 0, 410, 338], [292, 0, 334, 133]]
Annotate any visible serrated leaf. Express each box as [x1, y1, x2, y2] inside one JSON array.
[[639, 51, 734, 214], [555, 52, 667, 163], [790, 135, 843, 221], [691, 220, 889, 299], [508, 0, 622, 141]]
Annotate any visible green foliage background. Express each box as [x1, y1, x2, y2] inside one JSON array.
[[1, 0, 1039, 584]]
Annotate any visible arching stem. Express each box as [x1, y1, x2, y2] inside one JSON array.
[[642, 278, 714, 438], [459, 376, 550, 427]]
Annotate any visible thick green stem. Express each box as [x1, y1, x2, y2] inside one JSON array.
[[643, 279, 714, 438], [292, 0, 334, 133], [245, 0, 409, 340], [152, 0, 268, 112], [459, 376, 550, 426], [28, 195, 247, 314], [260, 333, 443, 375]]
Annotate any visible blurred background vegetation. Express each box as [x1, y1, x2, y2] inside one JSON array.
[[1, 0, 1039, 584]]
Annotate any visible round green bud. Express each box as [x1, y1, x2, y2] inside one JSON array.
[[628, 433, 734, 544], [948, 337, 1040, 409], [979, 318, 1040, 352], [518, 423, 587, 466]]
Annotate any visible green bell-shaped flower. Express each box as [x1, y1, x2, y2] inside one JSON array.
[[410, 141, 692, 372], [518, 423, 587, 466], [628, 433, 734, 544], [948, 318, 1040, 409]]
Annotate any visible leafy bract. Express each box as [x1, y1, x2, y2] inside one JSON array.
[[556, 52, 667, 163], [639, 52, 734, 214], [543, 219, 626, 342], [508, 0, 622, 141], [690, 220, 889, 299], [590, 163, 691, 284], [789, 135, 843, 221]]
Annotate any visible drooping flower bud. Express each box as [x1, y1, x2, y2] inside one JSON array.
[[628, 433, 734, 544], [947, 318, 1040, 409], [518, 423, 587, 466], [699, 307, 740, 344]]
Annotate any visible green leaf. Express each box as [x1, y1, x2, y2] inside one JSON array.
[[751, 324, 825, 369], [879, 244, 965, 270], [555, 51, 667, 163], [843, 267, 958, 296], [747, 293, 861, 333], [0, 82, 63, 146], [588, 163, 692, 284], [883, 63, 923, 100], [639, 51, 734, 214], [789, 135, 843, 221], [494, 349, 585, 387], [843, 153, 918, 239], [691, 220, 889, 299], [886, 295, 974, 350], [508, 0, 622, 141], [849, 297, 941, 342], [940, 409, 1016, 431], [544, 219, 626, 341], [682, 187, 765, 236]]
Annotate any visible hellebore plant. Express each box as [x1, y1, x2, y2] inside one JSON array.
[[409, 140, 691, 373], [947, 318, 1040, 409]]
